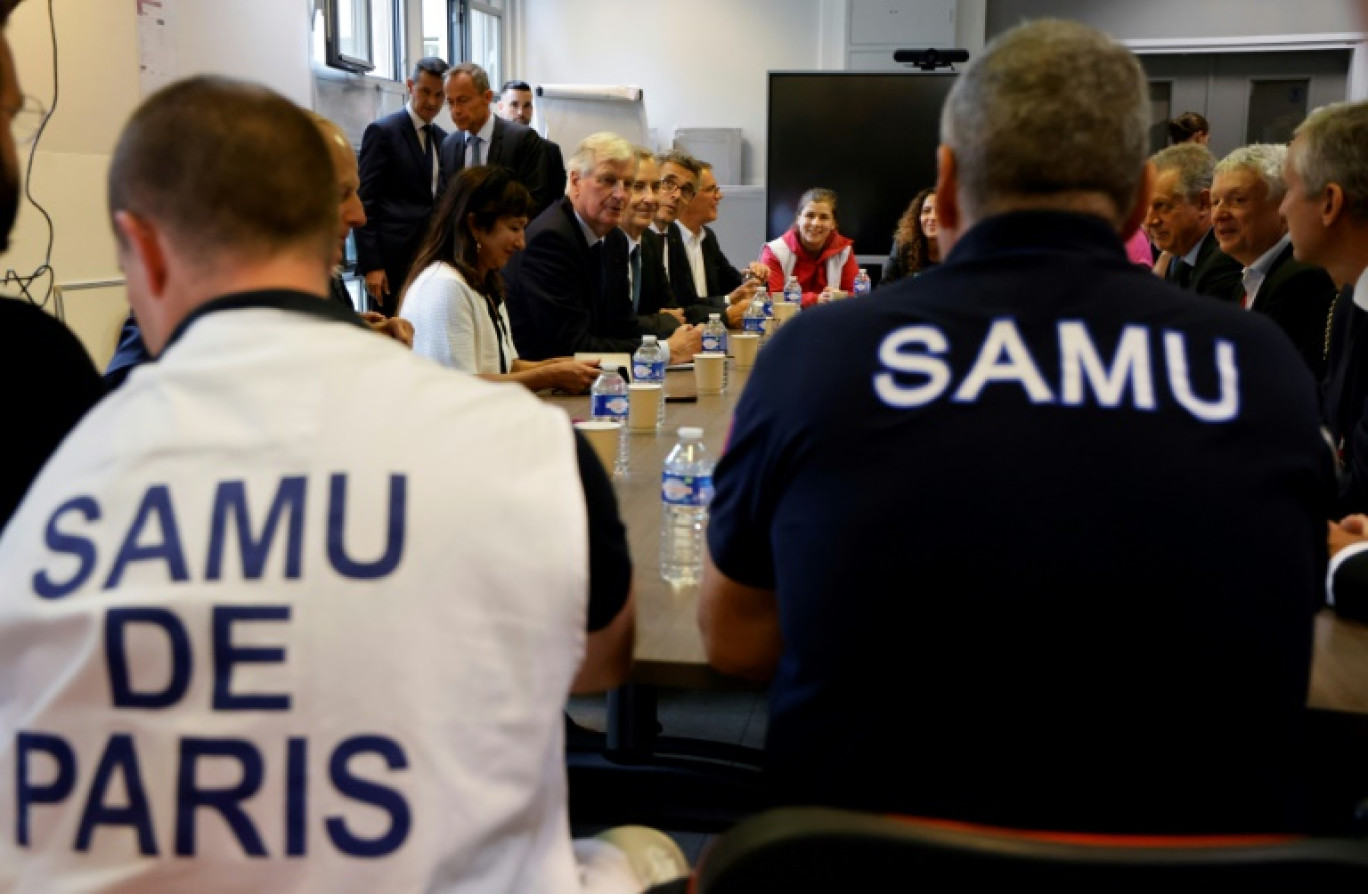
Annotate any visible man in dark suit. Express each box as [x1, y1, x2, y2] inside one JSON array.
[[610, 148, 683, 337], [497, 79, 567, 205], [1283, 101, 1368, 513], [440, 64, 549, 212], [1148, 143, 1243, 300], [1210, 143, 1337, 379], [667, 160, 766, 326], [355, 56, 449, 315], [503, 132, 700, 362]]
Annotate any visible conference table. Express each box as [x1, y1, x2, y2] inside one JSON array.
[[546, 361, 1368, 717], [544, 355, 1368, 829]]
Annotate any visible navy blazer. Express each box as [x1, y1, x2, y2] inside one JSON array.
[[1322, 285, 1368, 510], [1240, 242, 1337, 381], [503, 197, 640, 360], [1186, 228, 1244, 300], [665, 222, 746, 324], [354, 108, 446, 308], [543, 138, 568, 208], [603, 228, 680, 338], [439, 116, 549, 212]]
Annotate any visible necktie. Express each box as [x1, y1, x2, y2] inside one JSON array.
[[469, 134, 483, 167], [1170, 258, 1190, 288], [630, 245, 642, 311], [421, 124, 435, 196]]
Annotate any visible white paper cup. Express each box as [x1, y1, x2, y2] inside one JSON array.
[[772, 300, 799, 326], [627, 383, 662, 432], [574, 420, 621, 472], [732, 333, 761, 369], [694, 352, 725, 394]]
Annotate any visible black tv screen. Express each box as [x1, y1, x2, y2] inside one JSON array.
[[767, 72, 957, 268]]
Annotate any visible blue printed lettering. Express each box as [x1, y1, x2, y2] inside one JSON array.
[[326, 735, 411, 857], [326, 474, 406, 579], [286, 737, 307, 856], [1059, 322, 1156, 410], [954, 319, 1054, 404], [33, 496, 101, 599], [212, 605, 291, 711], [175, 738, 267, 857], [1165, 332, 1240, 423], [74, 734, 157, 855], [106, 607, 192, 709], [104, 485, 189, 589], [16, 732, 76, 846], [205, 477, 307, 581], [872, 325, 951, 409]]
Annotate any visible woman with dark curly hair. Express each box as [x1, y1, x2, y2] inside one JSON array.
[[882, 187, 940, 284]]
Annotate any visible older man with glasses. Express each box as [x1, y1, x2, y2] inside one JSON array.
[[0, 0, 105, 531]]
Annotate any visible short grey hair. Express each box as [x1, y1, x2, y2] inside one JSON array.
[[1151, 143, 1216, 202], [1292, 101, 1368, 223], [1214, 143, 1287, 200], [656, 149, 701, 178], [940, 19, 1148, 223], [567, 131, 635, 180], [446, 62, 490, 94]]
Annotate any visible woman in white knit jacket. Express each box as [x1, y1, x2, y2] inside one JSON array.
[[397, 166, 600, 392]]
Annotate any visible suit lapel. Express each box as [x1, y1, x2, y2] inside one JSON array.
[[399, 115, 427, 171], [667, 225, 699, 301], [486, 118, 504, 166]]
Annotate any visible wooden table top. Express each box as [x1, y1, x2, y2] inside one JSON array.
[[545, 364, 1368, 712]]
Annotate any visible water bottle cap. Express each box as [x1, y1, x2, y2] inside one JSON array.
[[787, 276, 798, 283], [708, 313, 721, 321], [858, 267, 867, 274], [678, 426, 703, 440], [642, 335, 657, 344]]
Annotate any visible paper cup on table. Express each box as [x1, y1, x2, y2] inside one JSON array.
[[772, 300, 799, 327], [627, 383, 662, 432], [732, 333, 760, 369], [574, 420, 621, 472], [694, 352, 725, 394]]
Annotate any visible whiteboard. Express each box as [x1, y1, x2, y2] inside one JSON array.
[[533, 84, 649, 154]]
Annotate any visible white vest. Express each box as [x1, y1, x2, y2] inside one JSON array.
[[765, 236, 851, 291], [0, 303, 589, 892]]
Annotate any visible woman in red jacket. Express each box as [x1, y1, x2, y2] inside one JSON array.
[[760, 187, 858, 307]]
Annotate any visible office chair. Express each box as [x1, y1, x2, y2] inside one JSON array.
[[692, 806, 1368, 892]]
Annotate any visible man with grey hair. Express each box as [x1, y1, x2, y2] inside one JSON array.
[[439, 62, 549, 212], [1148, 143, 1243, 298], [1211, 143, 1336, 378], [504, 131, 701, 362], [1288, 102, 1368, 526], [702, 19, 1331, 833]]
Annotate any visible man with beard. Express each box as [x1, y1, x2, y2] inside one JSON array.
[[0, 0, 104, 530]]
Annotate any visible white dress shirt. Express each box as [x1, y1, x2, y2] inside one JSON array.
[[405, 101, 439, 196]]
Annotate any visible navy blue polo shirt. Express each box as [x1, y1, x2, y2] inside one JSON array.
[[708, 211, 1334, 833]]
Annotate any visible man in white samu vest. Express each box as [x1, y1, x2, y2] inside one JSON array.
[[0, 75, 638, 892]]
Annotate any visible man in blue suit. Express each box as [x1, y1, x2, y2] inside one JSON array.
[[355, 56, 449, 314], [439, 63, 549, 213]]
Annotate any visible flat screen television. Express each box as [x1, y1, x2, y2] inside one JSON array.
[[766, 72, 957, 273]]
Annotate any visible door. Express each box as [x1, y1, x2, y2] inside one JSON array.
[[1139, 50, 1349, 156]]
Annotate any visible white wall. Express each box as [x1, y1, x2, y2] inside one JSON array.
[[7, 0, 312, 368], [520, 0, 822, 185]]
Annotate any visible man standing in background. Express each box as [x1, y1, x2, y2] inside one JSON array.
[[441, 64, 548, 212], [356, 56, 449, 314], [498, 78, 566, 203]]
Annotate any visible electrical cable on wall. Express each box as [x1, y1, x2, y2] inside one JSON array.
[[1, 0, 59, 317]]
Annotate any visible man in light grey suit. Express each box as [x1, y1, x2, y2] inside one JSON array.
[[439, 63, 549, 211]]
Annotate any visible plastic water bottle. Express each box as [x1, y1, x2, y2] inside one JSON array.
[[784, 275, 802, 305], [702, 313, 728, 388], [743, 297, 767, 338], [590, 364, 629, 477], [660, 426, 715, 587], [853, 268, 872, 297], [632, 335, 667, 428]]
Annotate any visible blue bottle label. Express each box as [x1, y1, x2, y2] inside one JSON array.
[[592, 394, 629, 419], [701, 333, 722, 352], [743, 316, 765, 334], [662, 472, 713, 507], [633, 359, 666, 382]]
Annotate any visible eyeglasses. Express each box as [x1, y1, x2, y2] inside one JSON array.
[[660, 177, 697, 199], [699, 184, 720, 197], [5, 95, 46, 146]]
